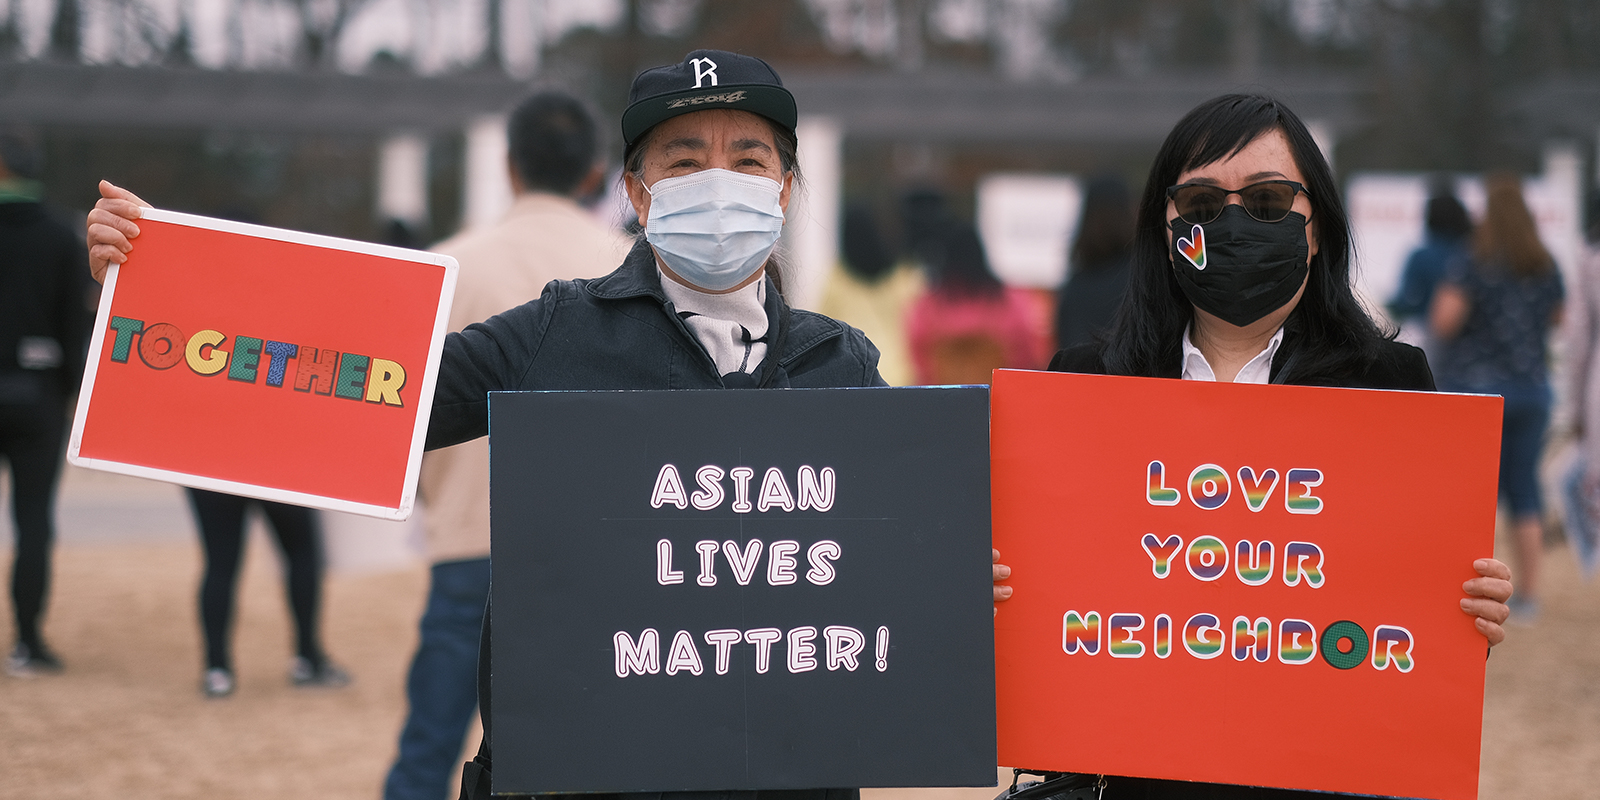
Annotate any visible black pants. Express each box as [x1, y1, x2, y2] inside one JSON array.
[[185, 488, 324, 671], [1, 399, 66, 650]]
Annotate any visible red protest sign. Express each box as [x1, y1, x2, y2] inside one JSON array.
[[991, 369, 1502, 800], [68, 208, 457, 520]]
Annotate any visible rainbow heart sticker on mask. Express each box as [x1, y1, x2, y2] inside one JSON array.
[[1177, 223, 1206, 269]]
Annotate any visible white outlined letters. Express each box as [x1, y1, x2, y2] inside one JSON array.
[[745, 627, 782, 673], [691, 465, 726, 510], [650, 464, 688, 509], [767, 540, 800, 585], [787, 626, 819, 672], [614, 628, 660, 677], [656, 539, 684, 585], [824, 625, 864, 670], [806, 540, 841, 585]]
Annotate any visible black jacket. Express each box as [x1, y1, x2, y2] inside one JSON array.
[[0, 202, 91, 404], [427, 241, 881, 800], [1049, 333, 1432, 800], [427, 240, 885, 451], [1047, 334, 1435, 391]]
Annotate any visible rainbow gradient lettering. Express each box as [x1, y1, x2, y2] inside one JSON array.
[[1372, 625, 1415, 673], [1232, 616, 1272, 662], [1183, 613, 1224, 659], [1285, 468, 1325, 514], [1234, 539, 1274, 586], [1062, 610, 1101, 655], [1187, 464, 1231, 510], [1147, 461, 1180, 506], [1283, 541, 1326, 588], [1108, 613, 1146, 659], [1186, 535, 1229, 581], [1236, 467, 1279, 512], [1141, 533, 1183, 578], [1277, 619, 1317, 664], [1154, 614, 1172, 659]]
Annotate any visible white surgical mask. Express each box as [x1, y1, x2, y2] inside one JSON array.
[[644, 168, 785, 292]]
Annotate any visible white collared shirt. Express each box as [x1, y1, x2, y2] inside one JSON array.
[[1181, 324, 1285, 384]]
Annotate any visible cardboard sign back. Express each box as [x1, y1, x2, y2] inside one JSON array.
[[69, 209, 456, 519], [990, 369, 1502, 800]]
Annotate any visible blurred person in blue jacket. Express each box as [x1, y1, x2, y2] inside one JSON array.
[[1389, 187, 1472, 350]]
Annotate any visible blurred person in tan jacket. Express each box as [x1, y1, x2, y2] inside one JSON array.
[[383, 91, 630, 800]]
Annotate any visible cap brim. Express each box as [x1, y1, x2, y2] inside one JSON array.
[[622, 84, 798, 148]]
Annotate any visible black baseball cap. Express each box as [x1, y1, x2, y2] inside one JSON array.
[[621, 49, 798, 150]]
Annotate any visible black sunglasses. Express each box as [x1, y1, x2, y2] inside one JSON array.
[[1165, 179, 1310, 225]]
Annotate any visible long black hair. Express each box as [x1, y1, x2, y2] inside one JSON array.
[[1099, 93, 1388, 383]]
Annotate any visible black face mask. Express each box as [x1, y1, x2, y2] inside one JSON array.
[[1169, 204, 1310, 327]]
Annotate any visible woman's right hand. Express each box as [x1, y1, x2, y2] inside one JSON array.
[[86, 180, 151, 285]]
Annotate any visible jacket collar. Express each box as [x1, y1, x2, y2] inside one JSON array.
[[585, 238, 845, 367], [585, 238, 670, 301]]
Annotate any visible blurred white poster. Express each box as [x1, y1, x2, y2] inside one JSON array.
[[977, 174, 1081, 289]]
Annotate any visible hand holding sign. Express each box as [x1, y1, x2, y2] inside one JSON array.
[[993, 548, 1013, 612], [86, 180, 150, 283], [1462, 558, 1512, 646]]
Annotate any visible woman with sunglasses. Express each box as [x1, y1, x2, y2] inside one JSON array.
[[1042, 94, 1512, 798]]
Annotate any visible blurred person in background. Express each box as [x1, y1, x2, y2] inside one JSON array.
[[177, 208, 348, 699], [1054, 175, 1134, 350], [1389, 185, 1472, 350], [185, 488, 347, 697], [1431, 173, 1564, 624], [899, 186, 951, 274], [907, 222, 1047, 384], [816, 203, 922, 385], [1038, 93, 1512, 797], [0, 131, 92, 677], [1560, 191, 1600, 580], [382, 90, 631, 800]]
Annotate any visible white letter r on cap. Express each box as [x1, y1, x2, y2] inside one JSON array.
[[691, 57, 718, 88]]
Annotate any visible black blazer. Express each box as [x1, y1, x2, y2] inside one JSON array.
[[1048, 335, 1435, 391]]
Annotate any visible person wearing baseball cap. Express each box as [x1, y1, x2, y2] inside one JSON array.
[[85, 49, 1021, 800]]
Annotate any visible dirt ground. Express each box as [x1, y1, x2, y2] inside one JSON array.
[[1, 468, 1597, 800]]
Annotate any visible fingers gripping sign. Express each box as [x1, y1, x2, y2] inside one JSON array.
[[994, 548, 1013, 615], [86, 180, 152, 284], [1462, 557, 1513, 647]]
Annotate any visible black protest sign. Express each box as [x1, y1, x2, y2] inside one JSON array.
[[489, 387, 995, 794]]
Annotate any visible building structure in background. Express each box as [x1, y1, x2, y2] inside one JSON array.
[[0, 0, 1597, 307]]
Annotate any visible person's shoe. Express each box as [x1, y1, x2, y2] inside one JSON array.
[[6, 642, 64, 678], [201, 668, 236, 698], [289, 656, 351, 689]]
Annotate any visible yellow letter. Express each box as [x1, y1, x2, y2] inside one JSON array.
[[364, 358, 406, 406], [185, 330, 229, 375]]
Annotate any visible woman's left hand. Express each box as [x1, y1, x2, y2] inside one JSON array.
[[1462, 558, 1512, 647], [993, 548, 1012, 616]]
